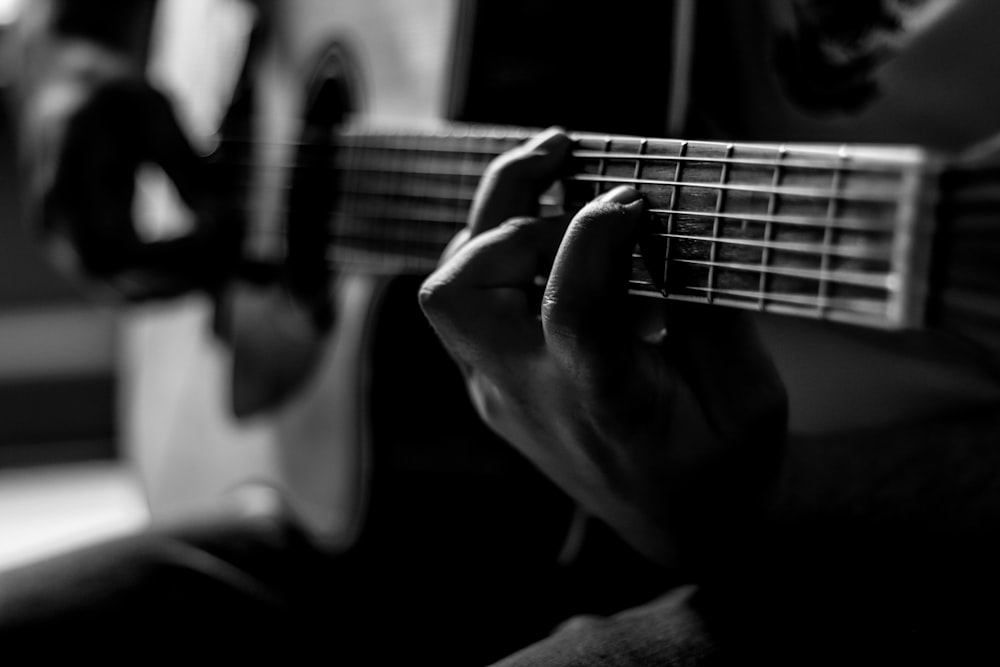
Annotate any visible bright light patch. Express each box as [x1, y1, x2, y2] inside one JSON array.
[[0, 0, 21, 25]]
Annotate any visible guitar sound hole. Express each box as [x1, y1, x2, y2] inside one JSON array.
[[286, 40, 364, 328]]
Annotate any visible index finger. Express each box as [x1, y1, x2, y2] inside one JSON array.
[[467, 127, 572, 237]]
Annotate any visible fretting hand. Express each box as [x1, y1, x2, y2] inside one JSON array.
[[419, 128, 788, 569]]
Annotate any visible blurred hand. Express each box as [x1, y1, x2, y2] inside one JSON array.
[[419, 128, 788, 569], [17, 34, 239, 301]]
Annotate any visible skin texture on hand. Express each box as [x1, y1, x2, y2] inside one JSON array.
[[420, 128, 788, 570]]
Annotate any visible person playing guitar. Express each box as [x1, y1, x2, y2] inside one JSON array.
[[5, 0, 1000, 665]]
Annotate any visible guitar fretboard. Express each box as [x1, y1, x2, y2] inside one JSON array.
[[326, 123, 939, 330]]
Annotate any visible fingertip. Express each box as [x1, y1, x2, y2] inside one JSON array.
[[596, 185, 644, 206], [524, 126, 572, 154], [589, 189, 647, 237]]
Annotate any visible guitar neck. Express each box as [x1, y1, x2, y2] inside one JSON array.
[[327, 122, 941, 330]]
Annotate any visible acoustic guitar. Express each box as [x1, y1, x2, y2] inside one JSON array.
[[124, 0, 1000, 549]]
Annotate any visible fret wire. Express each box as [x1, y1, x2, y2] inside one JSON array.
[[632, 139, 648, 183], [595, 137, 612, 199], [665, 141, 687, 293], [632, 138, 648, 288], [569, 174, 900, 203], [706, 145, 733, 304], [760, 147, 785, 309], [819, 150, 847, 315]]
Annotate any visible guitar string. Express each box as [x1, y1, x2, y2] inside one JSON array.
[[215, 159, 901, 265], [219, 157, 913, 202], [231, 190, 897, 264], [320, 227, 892, 288], [224, 178, 900, 250], [213, 163, 910, 208], [322, 245, 892, 316], [192, 131, 911, 314], [233, 200, 897, 294], [210, 164, 1000, 221], [321, 250, 892, 316], [209, 134, 921, 174], [218, 174, 1000, 240]]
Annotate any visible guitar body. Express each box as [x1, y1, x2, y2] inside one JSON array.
[[127, 0, 462, 544], [128, 0, 1000, 544]]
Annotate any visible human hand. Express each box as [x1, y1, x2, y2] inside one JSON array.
[[419, 128, 788, 569], [16, 33, 242, 301]]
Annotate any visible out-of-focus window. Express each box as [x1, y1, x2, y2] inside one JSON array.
[[0, 0, 20, 26]]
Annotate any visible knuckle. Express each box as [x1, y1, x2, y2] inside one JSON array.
[[481, 141, 553, 188], [478, 152, 522, 195], [480, 148, 517, 180], [417, 274, 450, 316]]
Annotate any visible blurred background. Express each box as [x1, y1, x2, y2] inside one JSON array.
[[0, 0, 148, 572]]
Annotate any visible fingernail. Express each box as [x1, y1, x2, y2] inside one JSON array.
[[530, 126, 569, 149], [597, 185, 643, 205]]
